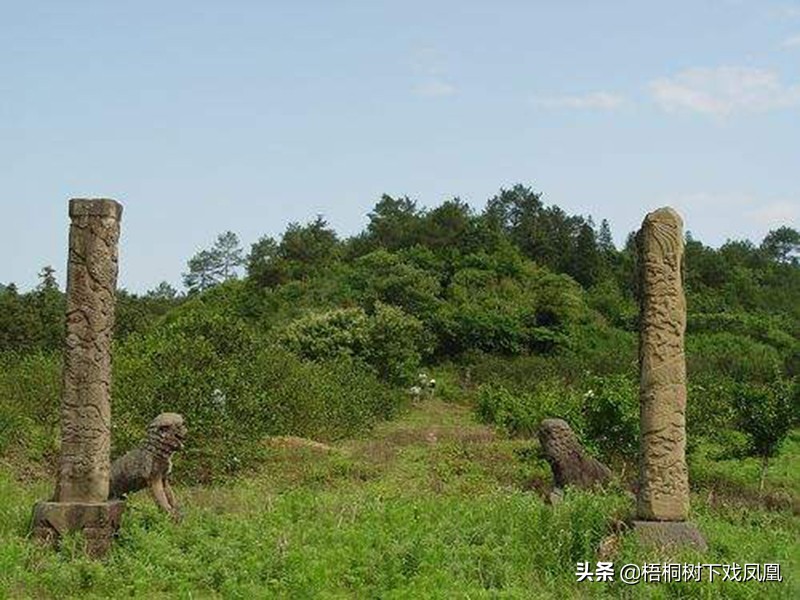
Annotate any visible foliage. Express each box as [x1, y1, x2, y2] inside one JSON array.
[[0, 351, 60, 460], [1, 403, 798, 599], [433, 259, 586, 356], [0, 184, 799, 599], [581, 375, 639, 462], [247, 217, 340, 287], [0, 269, 65, 353], [1, 181, 799, 527], [686, 376, 739, 451], [687, 332, 784, 383], [760, 226, 800, 264], [475, 374, 639, 464], [346, 249, 441, 319], [731, 380, 798, 481], [278, 304, 431, 385], [183, 231, 245, 293], [586, 278, 635, 329], [4, 185, 799, 379], [475, 383, 585, 439], [0, 302, 401, 483]]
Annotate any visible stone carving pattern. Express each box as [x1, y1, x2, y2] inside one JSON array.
[[636, 207, 689, 521], [538, 418, 611, 489], [56, 200, 122, 503]]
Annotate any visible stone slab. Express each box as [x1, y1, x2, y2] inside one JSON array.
[[32, 500, 125, 557], [69, 198, 123, 219], [632, 520, 707, 552]]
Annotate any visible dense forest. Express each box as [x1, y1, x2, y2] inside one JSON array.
[[2, 184, 798, 484]]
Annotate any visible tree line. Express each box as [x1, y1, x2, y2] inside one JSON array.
[[1, 184, 798, 358]]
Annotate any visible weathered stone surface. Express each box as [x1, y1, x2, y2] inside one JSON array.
[[110, 413, 186, 519], [538, 418, 611, 489], [632, 520, 707, 551], [32, 500, 125, 558], [635, 207, 690, 522], [55, 199, 123, 503], [32, 199, 124, 557]]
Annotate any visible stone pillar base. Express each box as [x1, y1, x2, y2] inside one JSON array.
[[32, 500, 125, 558], [632, 520, 707, 552]]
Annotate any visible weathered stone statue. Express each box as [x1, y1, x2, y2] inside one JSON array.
[[633, 207, 705, 549], [538, 418, 611, 491], [110, 413, 187, 520], [32, 199, 124, 557]]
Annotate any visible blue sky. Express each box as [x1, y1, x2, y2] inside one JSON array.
[[2, 0, 799, 292]]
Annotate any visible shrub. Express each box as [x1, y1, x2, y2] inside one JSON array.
[[686, 376, 738, 450], [731, 379, 799, 490], [432, 263, 585, 357], [563, 324, 637, 377], [586, 278, 637, 329], [687, 312, 797, 356], [279, 304, 430, 385], [1, 299, 405, 483], [687, 332, 783, 382], [476, 383, 584, 439], [468, 354, 563, 394], [0, 351, 60, 461], [279, 307, 369, 360], [347, 249, 442, 320], [115, 329, 401, 483], [581, 375, 638, 463]]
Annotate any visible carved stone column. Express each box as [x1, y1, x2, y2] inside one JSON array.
[[32, 199, 125, 557], [633, 207, 705, 550]]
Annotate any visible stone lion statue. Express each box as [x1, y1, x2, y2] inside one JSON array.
[[109, 413, 187, 520], [538, 418, 611, 491]]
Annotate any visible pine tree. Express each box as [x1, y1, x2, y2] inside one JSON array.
[[182, 232, 244, 293], [597, 219, 615, 254]]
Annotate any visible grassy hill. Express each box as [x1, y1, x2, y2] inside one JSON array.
[[1, 187, 798, 597], [1, 397, 797, 598]]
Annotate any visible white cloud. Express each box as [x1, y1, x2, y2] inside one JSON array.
[[531, 91, 626, 110], [411, 47, 446, 77], [649, 66, 800, 116], [413, 79, 457, 97], [746, 201, 800, 228], [409, 47, 456, 98], [782, 34, 800, 47], [657, 193, 799, 242]]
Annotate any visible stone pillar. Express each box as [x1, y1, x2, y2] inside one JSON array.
[[633, 207, 705, 550], [32, 199, 125, 557]]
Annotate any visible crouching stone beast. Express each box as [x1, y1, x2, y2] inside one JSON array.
[[538, 418, 611, 492], [110, 413, 187, 520]]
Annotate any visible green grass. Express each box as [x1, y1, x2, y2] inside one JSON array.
[[1, 400, 798, 599]]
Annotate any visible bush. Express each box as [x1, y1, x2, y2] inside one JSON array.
[[0, 351, 60, 461], [581, 375, 638, 463], [432, 263, 586, 357], [0, 303, 404, 484], [279, 304, 431, 385], [731, 379, 799, 490], [113, 307, 403, 483], [687, 332, 783, 382], [563, 324, 637, 377], [687, 312, 797, 357], [476, 383, 584, 439], [347, 250, 442, 320], [686, 376, 738, 450], [586, 279, 636, 329]]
